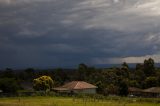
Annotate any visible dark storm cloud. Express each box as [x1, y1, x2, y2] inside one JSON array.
[[0, 0, 160, 68]]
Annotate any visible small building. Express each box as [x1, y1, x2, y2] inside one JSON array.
[[0, 90, 3, 96], [128, 87, 143, 97], [142, 87, 160, 98], [20, 82, 34, 91], [53, 81, 97, 94], [18, 82, 35, 96]]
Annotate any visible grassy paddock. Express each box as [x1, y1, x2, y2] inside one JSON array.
[[0, 96, 159, 106]]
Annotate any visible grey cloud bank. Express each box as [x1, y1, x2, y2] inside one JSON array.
[[0, 0, 160, 69]]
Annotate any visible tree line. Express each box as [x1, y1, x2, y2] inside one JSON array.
[[0, 58, 160, 96]]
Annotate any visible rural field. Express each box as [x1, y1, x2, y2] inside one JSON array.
[[0, 96, 159, 106]]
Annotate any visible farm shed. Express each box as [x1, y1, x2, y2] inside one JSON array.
[[20, 82, 34, 91], [128, 87, 143, 97], [142, 87, 160, 98], [0, 90, 3, 96], [53, 81, 97, 94]]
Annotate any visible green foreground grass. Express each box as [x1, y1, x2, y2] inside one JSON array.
[[0, 96, 159, 106]]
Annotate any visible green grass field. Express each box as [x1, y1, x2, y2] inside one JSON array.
[[0, 96, 159, 106]]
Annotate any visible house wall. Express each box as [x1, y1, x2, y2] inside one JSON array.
[[143, 92, 160, 98], [129, 91, 142, 96], [73, 88, 96, 94]]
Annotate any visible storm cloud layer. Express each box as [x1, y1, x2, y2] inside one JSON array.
[[0, 0, 160, 68]]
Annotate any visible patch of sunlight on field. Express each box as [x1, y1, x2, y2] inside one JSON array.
[[0, 97, 159, 106]]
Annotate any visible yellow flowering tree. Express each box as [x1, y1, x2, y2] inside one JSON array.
[[33, 76, 54, 91]]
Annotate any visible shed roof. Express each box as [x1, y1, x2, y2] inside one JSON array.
[[128, 87, 142, 92], [53, 87, 69, 91], [53, 81, 97, 91], [20, 82, 34, 91]]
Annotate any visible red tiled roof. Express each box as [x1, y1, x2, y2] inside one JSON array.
[[54, 81, 97, 90], [143, 87, 160, 93]]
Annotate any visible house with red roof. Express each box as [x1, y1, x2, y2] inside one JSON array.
[[53, 81, 97, 94], [142, 87, 160, 97]]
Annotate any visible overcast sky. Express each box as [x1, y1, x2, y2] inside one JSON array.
[[0, 0, 160, 69]]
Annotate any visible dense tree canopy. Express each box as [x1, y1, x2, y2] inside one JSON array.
[[33, 76, 54, 91], [0, 78, 19, 93], [144, 58, 155, 76], [0, 58, 160, 97]]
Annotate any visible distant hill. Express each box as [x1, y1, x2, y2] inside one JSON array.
[[95, 63, 160, 69]]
